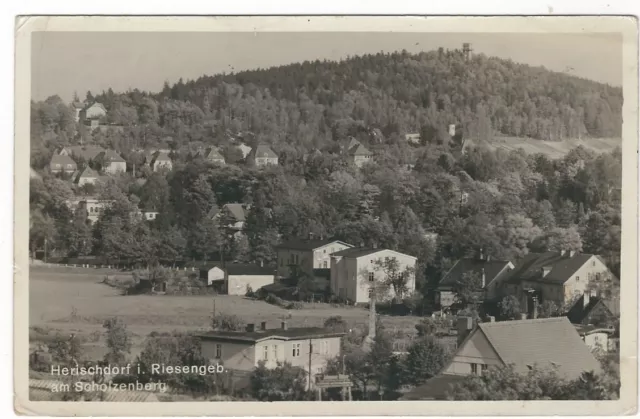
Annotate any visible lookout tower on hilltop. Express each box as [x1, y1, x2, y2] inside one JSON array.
[[462, 43, 473, 61]]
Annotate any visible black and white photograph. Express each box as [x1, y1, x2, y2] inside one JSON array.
[[14, 15, 638, 416]]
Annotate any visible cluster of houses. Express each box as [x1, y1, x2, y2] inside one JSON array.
[[190, 229, 618, 394]]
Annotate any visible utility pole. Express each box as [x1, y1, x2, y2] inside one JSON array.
[[44, 237, 48, 263], [308, 338, 313, 392]]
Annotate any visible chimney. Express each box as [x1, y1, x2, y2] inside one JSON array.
[[487, 316, 495, 323], [478, 248, 484, 261], [372, 242, 378, 249], [281, 321, 288, 331], [481, 267, 486, 288], [448, 124, 456, 137], [260, 321, 267, 331], [359, 241, 365, 248], [520, 313, 528, 320], [486, 255, 491, 262], [569, 250, 576, 258], [456, 316, 473, 345], [308, 232, 314, 241], [583, 292, 590, 308], [246, 323, 255, 332], [259, 260, 264, 268]]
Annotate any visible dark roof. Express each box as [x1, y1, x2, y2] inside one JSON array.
[[475, 317, 602, 379], [197, 327, 345, 344], [66, 145, 105, 160], [505, 252, 594, 285], [276, 238, 352, 251], [349, 143, 371, 156], [204, 147, 225, 160], [50, 154, 77, 167], [566, 295, 615, 324], [97, 150, 126, 163], [400, 374, 466, 400], [250, 144, 278, 159], [438, 258, 513, 289], [201, 263, 275, 276], [219, 203, 248, 222], [78, 166, 98, 178], [151, 150, 171, 163]]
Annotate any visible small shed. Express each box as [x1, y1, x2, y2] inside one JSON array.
[[201, 263, 275, 296]]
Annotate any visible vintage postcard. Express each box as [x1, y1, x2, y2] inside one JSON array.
[[14, 16, 638, 416]]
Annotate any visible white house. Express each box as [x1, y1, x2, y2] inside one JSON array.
[[201, 264, 275, 296], [330, 247, 417, 303], [275, 237, 354, 278]]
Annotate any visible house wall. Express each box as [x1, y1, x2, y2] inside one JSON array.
[[85, 105, 106, 120], [255, 157, 278, 166], [207, 267, 225, 286], [200, 340, 256, 371], [153, 160, 173, 172], [78, 176, 97, 186], [563, 256, 613, 305], [277, 242, 352, 278], [105, 161, 127, 174], [582, 332, 609, 352], [50, 162, 77, 173], [227, 274, 275, 296], [331, 250, 417, 303], [436, 290, 456, 308], [353, 155, 371, 168], [485, 263, 515, 301], [444, 329, 503, 375]]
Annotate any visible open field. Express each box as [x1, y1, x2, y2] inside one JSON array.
[[29, 266, 423, 359], [469, 137, 621, 159]]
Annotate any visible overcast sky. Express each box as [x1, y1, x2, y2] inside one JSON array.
[[31, 32, 622, 102]]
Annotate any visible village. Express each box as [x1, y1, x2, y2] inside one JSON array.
[[28, 43, 623, 402]]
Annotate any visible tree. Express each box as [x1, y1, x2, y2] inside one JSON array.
[[452, 271, 483, 308], [211, 313, 245, 331], [531, 226, 583, 253], [499, 295, 522, 320], [324, 316, 349, 333], [48, 333, 83, 367], [249, 362, 309, 401], [447, 365, 618, 400], [403, 336, 450, 386], [372, 257, 416, 302], [102, 317, 132, 365]]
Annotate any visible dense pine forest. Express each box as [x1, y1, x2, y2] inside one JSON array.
[[29, 47, 623, 300]]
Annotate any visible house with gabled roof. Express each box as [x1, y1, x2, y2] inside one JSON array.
[[49, 154, 77, 174], [197, 322, 345, 389], [401, 317, 602, 400], [567, 290, 618, 327], [73, 166, 99, 186], [330, 247, 417, 303], [200, 263, 275, 294], [60, 145, 105, 162], [436, 253, 514, 309], [150, 150, 172, 172], [212, 203, 251, 235], [95, 150, 127, 174], [341, 137, 373, 168], [501, 251, 617, 314], [275, 236, 354, 278], [79, 102, 107, 121], [405, 133, 421, 145], [248, 144, 278, 167], [196, 146, 226, 165]]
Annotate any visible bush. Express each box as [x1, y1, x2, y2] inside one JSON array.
[[212, 313, 245, 331], [287, 301, 304, 310]]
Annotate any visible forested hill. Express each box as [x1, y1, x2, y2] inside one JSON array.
[[159, 48, 622, 141], [32, 47, 622, 160]]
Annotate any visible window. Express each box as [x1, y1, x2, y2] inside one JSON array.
[[481, 364, 488, 375], [323, 261, 328, 269], [215, 344, 222, 359], [323, 249, 326, 254], [55, 164, 61, 168], [593, 261, 596, 266], [322, 340, 328, 354], [292, 343, 301, 357], [471, 363, 479, 375], [368, 272, 375, 282], [368, 288, 374, 297], [263, 345, 269, 361], [272, 345, 278, 360], [575, 276, 580, 282]]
